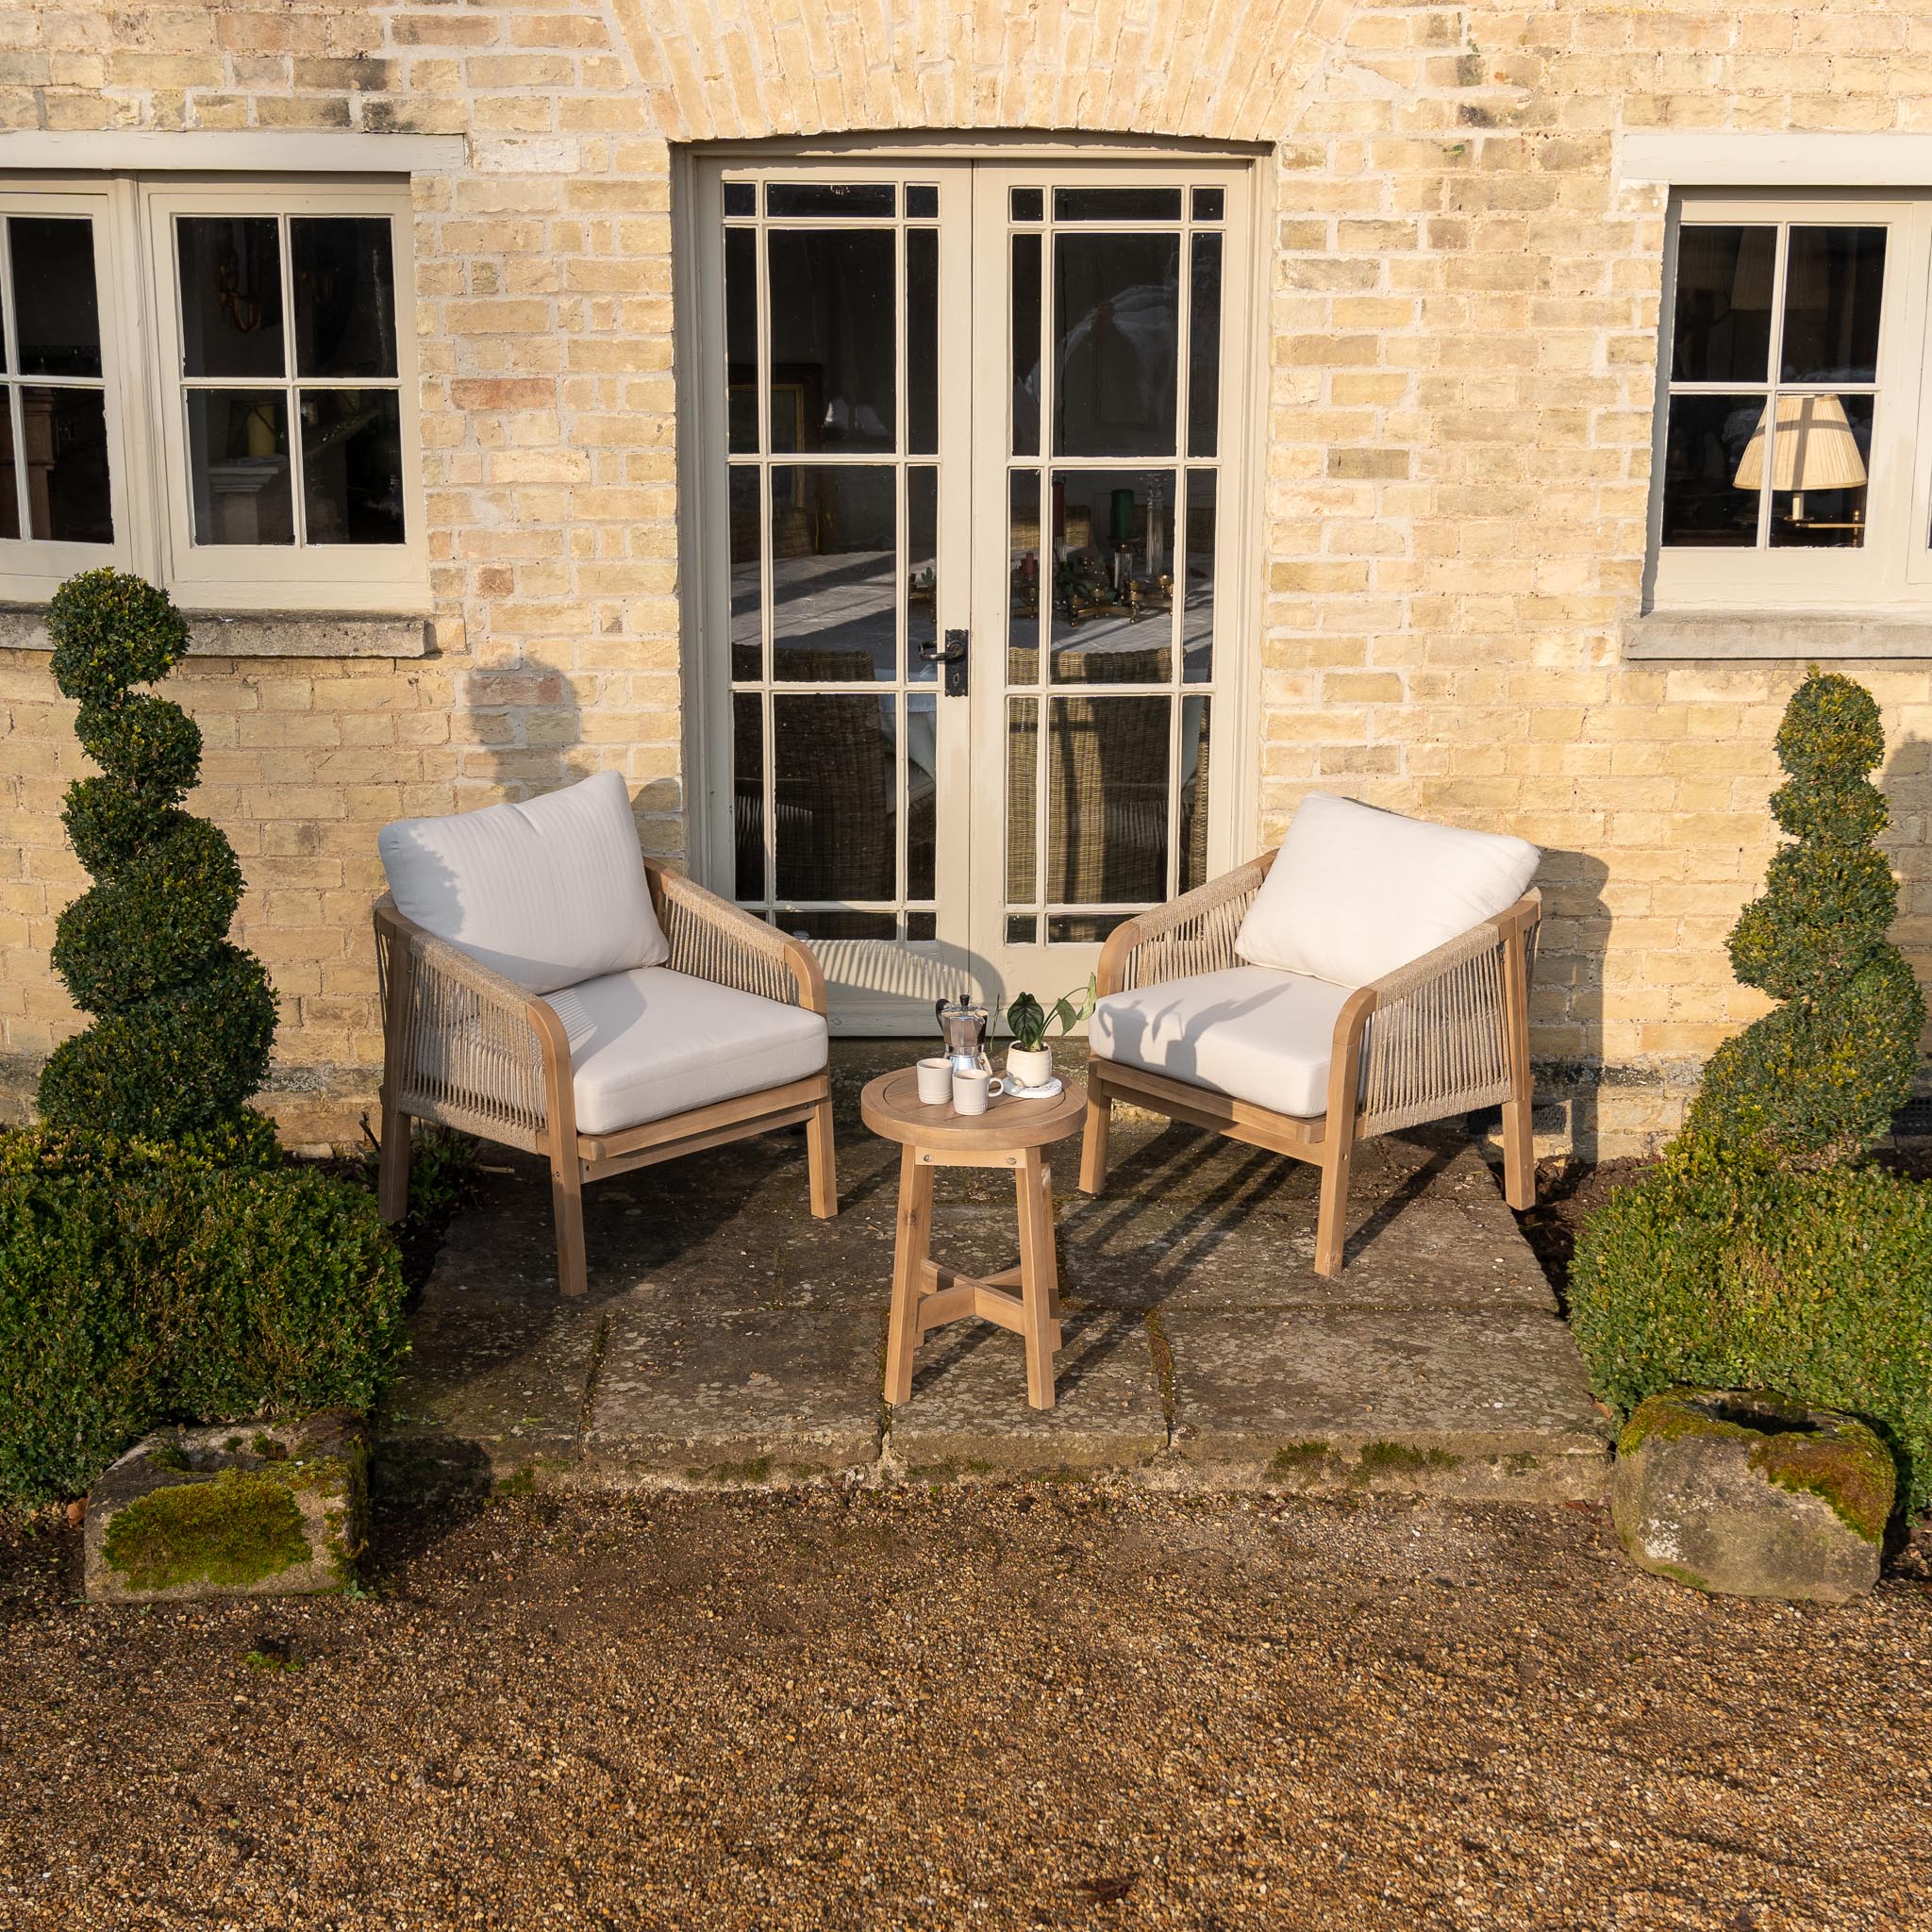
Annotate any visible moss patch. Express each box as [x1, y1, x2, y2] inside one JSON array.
[[1750, 1432, 1893, 1544], [1270, 1441, 1330, 1475], [1356, 1441, 1461, 1479], [103, 1469, 310, 1594]]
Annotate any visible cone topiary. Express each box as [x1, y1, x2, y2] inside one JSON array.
[[1684, 669, 1925, 1165], [37, 568, 277, 1139]]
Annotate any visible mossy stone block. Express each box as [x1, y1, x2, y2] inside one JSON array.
[[84, 1410, 368, 1605], [1611, 1388, 1892, 1604]]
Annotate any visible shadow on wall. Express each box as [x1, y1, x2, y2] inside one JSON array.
[[1528, 846, 1614, 1163], [458, 661, 589, 810], [1880, 732, 1932, 1094]]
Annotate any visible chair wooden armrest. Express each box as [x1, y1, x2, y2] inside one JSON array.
[[645, 862, 827, 1016], [1096, 849, 1280, 997]]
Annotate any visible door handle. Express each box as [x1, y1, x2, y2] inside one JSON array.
[[921, 626, 970, 696]]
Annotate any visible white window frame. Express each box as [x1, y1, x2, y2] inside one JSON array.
[[0, 181, 135, 601], [0, 172, 426, 615], [1650, 191, 1932, 613]]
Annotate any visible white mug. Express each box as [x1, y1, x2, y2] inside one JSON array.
[[915, 1057, 953, 1106], [952, 1067, 1006, 1115]]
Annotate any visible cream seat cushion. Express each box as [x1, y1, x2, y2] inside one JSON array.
[[378, 769, 669, 995], [1235, 791, 1539, 989], [547, 966, 828, 1137], [1090, 966, 1353, 1119]]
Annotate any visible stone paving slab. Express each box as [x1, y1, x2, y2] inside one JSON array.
[[381, 1284, 600, 1483], [384, 1042, 1611, 1499], [583, 1301, 882, 1480], [888, 1309, 1168, 1474], [1161, 1307, 1610, 1492]]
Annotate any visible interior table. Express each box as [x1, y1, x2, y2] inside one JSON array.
[[859, 1067, 1088, 1409]]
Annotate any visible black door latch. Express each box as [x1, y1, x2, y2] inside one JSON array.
[[921, 627, 970, 696]]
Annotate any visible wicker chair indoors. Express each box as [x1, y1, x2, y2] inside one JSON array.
[[1079, 792, 1541, 1276], [373, 770, 835, 1296]]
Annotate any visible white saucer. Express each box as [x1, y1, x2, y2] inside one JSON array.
[[1005, 1075, 1065, 1101]]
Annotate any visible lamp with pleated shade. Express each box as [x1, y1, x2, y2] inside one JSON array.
[[1732, 392, 1868, 523]]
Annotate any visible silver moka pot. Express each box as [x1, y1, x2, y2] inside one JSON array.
[[934, 996, 991, 1074]]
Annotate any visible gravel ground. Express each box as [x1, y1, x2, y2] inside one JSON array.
[[3, 1485, 1929, 1932]]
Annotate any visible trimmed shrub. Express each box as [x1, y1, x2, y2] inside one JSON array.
[[1685, 671, 1925, 1164], [39, 568, 278, 1140], [0, 1157, 408, 1510], [1571, 1141, 1932, 1512]]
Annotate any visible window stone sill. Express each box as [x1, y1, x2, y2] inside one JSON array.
[[0, 605, 432, 659], [1626, 610, 1932, 660]]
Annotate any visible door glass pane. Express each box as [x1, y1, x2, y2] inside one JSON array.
[[1188, 232, 1222, 458], [766, 183, 894, 218], [771, 465, 896, 680], [1011, 232, 1041, 457], [908, 465, 937, 679], [1048, 912, 1132, 943], [21, 388, 112, 543], [187, 391, 293, 544], [1182, 468, 1214, 683], [1660, 393, 1761, 546], [1046, 696, 1171, 905], [724, 182, 756, 218], [1671, 225, 1774, 382], [908, 691, 936, 900], [1049, 469, 1174, 682], [1008, 914, 1040, 944], [177, 217, 285, 379], [767, 229, 895, 452], [1008, 697, 1038, 906], [9, 219, 101, 378], [1178, 696, 1210, 894], [0, 405, 20, 538], [1054, 232, 1178, 457], [724, 226, 758, 453], [907, 911, 937, 941], [1781, 227, 1885, 384], [298, 389, 403, 544], [774, 693, 896, 900], [1764, 392, 1872, 547], [907, 227, 938, 454], [733, 691, 765, 900], [1008, 469, 1041, 684], [1054, 188, 1183, 222], [906, 186, 938, 220], [1191, 188, 1224, 222], [779, 909, 898, 940], [1010, 187, 1043, 223], [290, 219, 397, 379], [729, 466, 762, 678]]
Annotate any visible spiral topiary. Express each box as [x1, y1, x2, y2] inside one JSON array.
[[1684, 669, 1925, 1165], [37, 568, 277, 1139]]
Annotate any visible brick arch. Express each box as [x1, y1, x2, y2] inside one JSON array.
[[608, 0, 1341, 145]]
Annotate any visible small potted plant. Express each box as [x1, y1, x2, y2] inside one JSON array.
[[1004, 977, 1095, 1091]]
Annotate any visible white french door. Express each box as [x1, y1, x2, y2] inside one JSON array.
[[691, 156, 1253, 1030]]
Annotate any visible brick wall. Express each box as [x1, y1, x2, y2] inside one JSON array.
[[2, 0, 1927, 1154]]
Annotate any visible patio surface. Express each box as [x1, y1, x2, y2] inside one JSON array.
[[380, 1043, 1612, 1499]]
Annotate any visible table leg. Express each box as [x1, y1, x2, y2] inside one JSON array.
[[885, 1146, 934, 1407], [1015, 1145, 1062, 1410]]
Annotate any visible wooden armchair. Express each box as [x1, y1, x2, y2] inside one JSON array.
[[1079, 843, 1540, 1277], [374, 831, 834, 1299]]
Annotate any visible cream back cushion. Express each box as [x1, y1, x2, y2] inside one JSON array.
[[1234, 792, 1539, 989], [378, 769, 669, 994]]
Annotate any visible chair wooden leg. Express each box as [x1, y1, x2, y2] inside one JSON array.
[[1015, 1146, 1062, 1410], [885, 1146, 933, 1407], [1500, 1077, 1535, 1212], [550, 1147, 588, 1298], [1313, 1135, 1356, 1279], [376, 1099, 410, 1224], [1078, 1076, 1112, 1194], [806, 1091, 839, 1219]]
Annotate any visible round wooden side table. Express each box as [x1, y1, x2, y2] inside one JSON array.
[[860, 1068, 1088, 1410]]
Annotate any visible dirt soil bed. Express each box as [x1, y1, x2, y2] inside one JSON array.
[[4, 1485, 1928, 1931]]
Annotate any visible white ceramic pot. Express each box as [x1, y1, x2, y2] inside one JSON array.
[[1006, 1045, 1053, 1090]]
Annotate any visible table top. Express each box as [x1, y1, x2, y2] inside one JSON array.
[[860, 1066, 1088, 1152]]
